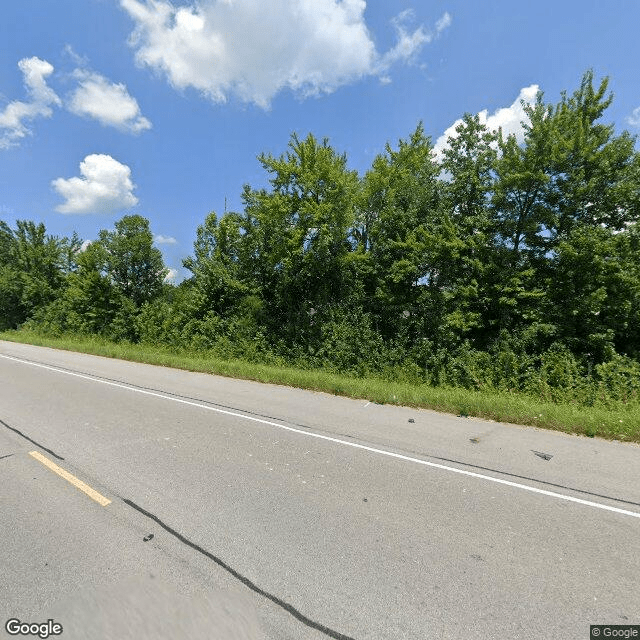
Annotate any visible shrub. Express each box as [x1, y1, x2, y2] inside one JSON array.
[[595, 355, 640, 404]]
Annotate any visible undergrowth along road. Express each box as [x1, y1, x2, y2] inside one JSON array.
[[2, 330, 638, 443]]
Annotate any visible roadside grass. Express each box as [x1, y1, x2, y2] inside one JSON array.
[[2, 329, 639, 443]]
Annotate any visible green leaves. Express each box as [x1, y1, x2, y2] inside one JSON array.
[[6, 69, 640, 393], [98, 215, 167, 308], [542, 71, 639, 236], [240, 133, 360, 334], [0, 220, 71, 328]]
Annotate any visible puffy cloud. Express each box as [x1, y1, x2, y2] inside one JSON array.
[[52, 154, 138, 215], [164, 268, 178, 283], [154, 234, 177, 244], [0, 55, 151, 144], [120, 0, 450, 107], [433, 84, 539, 159], [0, 57, 61, 148], [67, 70, 151, 133], [627, 107, 640, 127]]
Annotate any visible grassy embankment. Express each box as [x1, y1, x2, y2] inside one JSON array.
[[2, 329, 639, 443]]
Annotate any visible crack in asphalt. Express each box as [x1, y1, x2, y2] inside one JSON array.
[[418, 451, 640, 508], [0, 353, 317, 428], [4, 351, 638, 637], [123, 498, 357, 640], [0, 418, 65, 460]]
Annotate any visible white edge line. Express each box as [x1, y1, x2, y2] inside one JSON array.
[[2, 352, 639, 520]]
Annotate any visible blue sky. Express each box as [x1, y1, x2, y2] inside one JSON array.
[[1, 0, 639, 281]]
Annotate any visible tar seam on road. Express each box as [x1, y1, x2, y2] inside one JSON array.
[[420, 452, 640, 508], [0, 453, 14, 460], [0, 352, 321, 428], [0, 418, 65, 460], [123, 498, 356, 640], [2, 353, 640, 520]]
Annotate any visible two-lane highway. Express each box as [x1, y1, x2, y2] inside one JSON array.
[[1, 341, 638, 639]]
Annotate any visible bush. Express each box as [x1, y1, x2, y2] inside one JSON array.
[[595, 355, 640, 404], [440, 343, 493, 390], [313, 309, 387, 376], [25, 299, 74, 337], [108, 298, 140, 343]]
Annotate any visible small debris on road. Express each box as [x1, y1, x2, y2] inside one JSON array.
[[408, 418, 415, 423], [532, 450, 553, 461], [143, 534, 154, 542]]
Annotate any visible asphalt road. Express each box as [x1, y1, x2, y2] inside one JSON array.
[[1, 340, 639, 640]]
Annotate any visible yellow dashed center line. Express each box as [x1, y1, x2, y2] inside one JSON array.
[[29, 451, 111, 507]]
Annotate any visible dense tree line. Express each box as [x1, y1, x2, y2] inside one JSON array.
[[2, 72, 640, 404]]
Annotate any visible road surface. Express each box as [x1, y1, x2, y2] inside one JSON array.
[[1, 340, 638, 639]]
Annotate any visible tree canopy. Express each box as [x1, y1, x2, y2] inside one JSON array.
[[2, 71, 639, 403]]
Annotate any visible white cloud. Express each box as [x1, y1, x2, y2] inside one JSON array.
[[67, 70, 151, 133], [52, 154, 139, 215], [0, 57, 61, 148], [154, 234, 177, 244], [63, 44, 89, 67], [377, 10, 451, 73], [0, 55, 151, 144], [627, 107, 640, 127], [435, 12, 452, 33], [375, 10, 431, 72], [433, 84, 539, 160], [164, 268, 178, 283], [120, 0, 450, 107]]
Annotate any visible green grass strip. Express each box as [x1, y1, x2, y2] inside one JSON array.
[[2, 329, 639, 443]]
